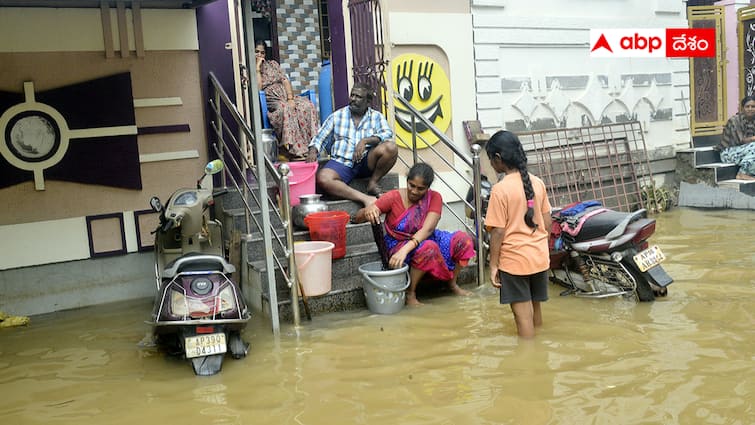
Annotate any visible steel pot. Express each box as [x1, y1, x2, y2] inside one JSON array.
[[261, 129, 278, 162], [292, 194, 328, 228]]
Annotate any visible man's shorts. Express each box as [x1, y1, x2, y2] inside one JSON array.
[[498, 270, 549, 304], [321, 157, 372, 184]]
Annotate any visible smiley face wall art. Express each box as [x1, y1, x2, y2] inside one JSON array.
[[390, 53, 451, 149]]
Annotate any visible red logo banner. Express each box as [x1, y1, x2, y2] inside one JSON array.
[[590, 28, 716, 58], [665, 28, 716, 58]]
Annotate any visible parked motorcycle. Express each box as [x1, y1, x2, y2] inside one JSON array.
[[147, 159, 251, 375], [549, 200, 672, 301], [465, 181, 672, 301]]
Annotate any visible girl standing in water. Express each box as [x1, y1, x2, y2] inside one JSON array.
[[484, 130, 552, 338]]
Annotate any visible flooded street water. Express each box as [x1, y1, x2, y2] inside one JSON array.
[[1, 207, 754, 424]]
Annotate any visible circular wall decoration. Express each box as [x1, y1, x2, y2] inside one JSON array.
[[0, 82, 71, 190], [0, 76, 141, 191], [5, 111, 61, 162]]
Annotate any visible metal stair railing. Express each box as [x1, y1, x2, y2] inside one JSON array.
[[207, 72, 302, 334], [391, 91, 486, 286]]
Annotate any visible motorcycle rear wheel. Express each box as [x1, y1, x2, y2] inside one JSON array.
[[623, 262, 655, 302]]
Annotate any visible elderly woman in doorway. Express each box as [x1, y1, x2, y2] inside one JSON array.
[[718, 95, 755, 180], [354, 163, 476, 306], [255, 40, 319, 161]]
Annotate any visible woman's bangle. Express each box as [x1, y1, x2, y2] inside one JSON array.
[[410, 237, 419, 247]]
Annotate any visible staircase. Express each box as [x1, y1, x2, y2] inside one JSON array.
[[206, 73, 482, 330], [217, 172, 478, 323], [675, 134, 755, 209]]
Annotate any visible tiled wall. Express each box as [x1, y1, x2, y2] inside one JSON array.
[[276, 0, 323, 94]]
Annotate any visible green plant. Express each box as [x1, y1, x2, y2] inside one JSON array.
[[641, 183, 674, 214]]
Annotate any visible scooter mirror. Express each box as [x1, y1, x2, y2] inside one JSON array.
[[205, 159, 224, 175], [149, 196, 163, 212]]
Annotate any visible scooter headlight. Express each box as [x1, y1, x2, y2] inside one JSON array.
[[190, 277, 213, 295], [218, 286, 236, 312]]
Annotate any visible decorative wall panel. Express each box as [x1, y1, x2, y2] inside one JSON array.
[[738, 6, 755, 100], [276, 0, 322, 94], [688, 5, 726, 136]]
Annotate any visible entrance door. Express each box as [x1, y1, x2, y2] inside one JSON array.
[[738, 6, 755, 100], [688, 5, 726, 137]]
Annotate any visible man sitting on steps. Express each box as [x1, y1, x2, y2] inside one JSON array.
[[306, 82, 398, 206]]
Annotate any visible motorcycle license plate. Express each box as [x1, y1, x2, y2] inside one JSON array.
[[633, 245, 666, 272], [185, 333, 226, 359]]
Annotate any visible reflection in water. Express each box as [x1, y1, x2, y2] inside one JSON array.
[[1, 208, 753, 424]]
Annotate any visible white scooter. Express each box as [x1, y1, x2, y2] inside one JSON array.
[[146, 160, 250, 376]]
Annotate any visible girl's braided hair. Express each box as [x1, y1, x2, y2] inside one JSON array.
[[485, 130, 538, 230]]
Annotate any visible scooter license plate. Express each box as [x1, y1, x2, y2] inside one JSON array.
[[185, 333, 226, 359], [633, 245, 666, 272]]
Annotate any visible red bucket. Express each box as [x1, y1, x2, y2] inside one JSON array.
[[303, 210, 350, 259]]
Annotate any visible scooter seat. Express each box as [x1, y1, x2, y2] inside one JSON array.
[[571, 210, 641, 242], [163, 253, 236, 278]]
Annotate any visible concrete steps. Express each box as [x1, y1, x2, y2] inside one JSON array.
[[217, 168, 480, 322], [676, 135, 755, 209]]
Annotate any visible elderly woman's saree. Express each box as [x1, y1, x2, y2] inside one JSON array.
[[259, 59, 319, 159], [383, 190, 475, 281], [720, 112, 755, 176]]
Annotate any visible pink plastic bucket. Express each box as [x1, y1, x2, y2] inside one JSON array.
[[294, 241, 335, 296], [283, 161, 318, 206]]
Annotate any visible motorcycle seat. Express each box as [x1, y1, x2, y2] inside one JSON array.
[[570, 210, 643, 242]]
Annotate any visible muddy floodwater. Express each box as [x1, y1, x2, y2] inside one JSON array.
[[1, 207, 754, 425]]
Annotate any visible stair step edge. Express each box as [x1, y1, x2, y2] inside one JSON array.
[[239, 222, 376, 245], [696, 162, 737, 169], [261, 285, 364, 305], [248, 241, 380, 272], [678, 146, 717, 153], [718, 178, 755, 185]]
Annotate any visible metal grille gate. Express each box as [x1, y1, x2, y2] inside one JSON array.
[[517, 122, 655, 212], [347, 0, 387, 112]]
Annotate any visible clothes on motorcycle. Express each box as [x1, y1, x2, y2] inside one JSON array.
[[551, 201, 605, 246], [556, 200, 608, 236], [560, 207, 609, 237], [551, 235, 564, 251], [559, 200, 602, 217]]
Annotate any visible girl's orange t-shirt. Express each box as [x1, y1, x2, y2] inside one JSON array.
[[484, 173, 552, 275]]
